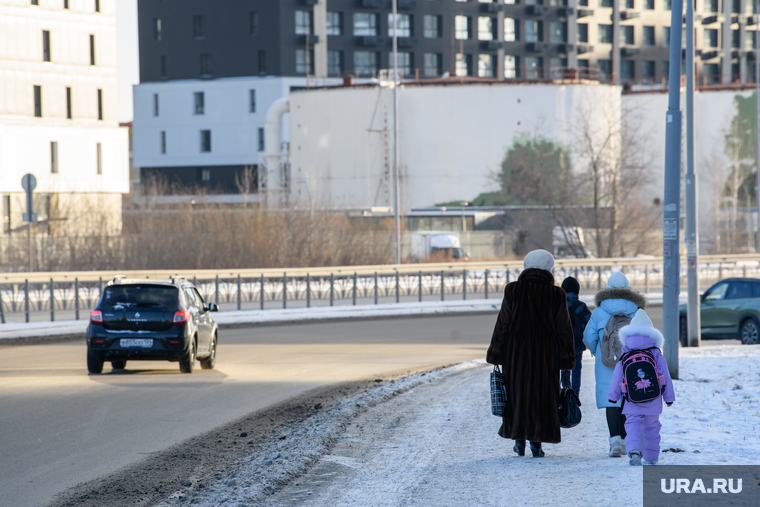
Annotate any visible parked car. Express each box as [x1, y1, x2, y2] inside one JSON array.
[[87, 276, 219, 373], [679, 278, 760, 345]]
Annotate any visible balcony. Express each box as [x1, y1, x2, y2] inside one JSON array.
[[527, 5, 551, 15], [398, 0, 418, 9], [360, 36, 385, 46], [622, 46, 640, 56], [577, 44, 594, 53], [483, 40, 505, 50], [484, 3, 505, 12], [577, 8, 594, 17], [359, 0, 383, 8], [701, 14, 724, 24], [620, 10, 640, 20], [559, 7, 576, 18], [527, 42, 550, 52], [397, 37, 418, 48], [700, 49, 723, 60], [560, 43, 576, 54]]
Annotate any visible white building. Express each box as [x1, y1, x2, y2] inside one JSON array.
[[284, 81, 622, 213], [0, 0, 129, 235]]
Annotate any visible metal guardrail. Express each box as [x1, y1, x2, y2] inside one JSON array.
[[1, 254, 760, 324]]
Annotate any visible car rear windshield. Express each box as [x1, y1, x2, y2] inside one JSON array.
[[101, 285, 179, 309]]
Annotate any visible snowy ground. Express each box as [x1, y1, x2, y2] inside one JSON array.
[[163, 342, 760, 507]]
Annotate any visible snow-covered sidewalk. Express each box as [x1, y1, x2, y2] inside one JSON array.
[[260, 344, 760, 506]]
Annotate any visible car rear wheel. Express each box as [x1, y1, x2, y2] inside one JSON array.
[[179, 337, 196, 373], [111, 360, 127, 370], [87, 349, 103, 374], [740, 319, 760, 345], [200, 334, 217, 370], [679, 317, 687, 347]]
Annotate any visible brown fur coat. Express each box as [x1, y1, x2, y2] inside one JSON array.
[[486, 268, 576, 443]]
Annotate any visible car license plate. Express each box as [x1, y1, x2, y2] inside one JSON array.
[[120, 339, 153, 348]]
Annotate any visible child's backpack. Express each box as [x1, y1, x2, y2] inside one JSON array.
[[619, 348, 666, 403], [600, 313, 631, 367]]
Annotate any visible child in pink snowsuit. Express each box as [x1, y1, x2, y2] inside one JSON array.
[[608, 309, 675, 465]]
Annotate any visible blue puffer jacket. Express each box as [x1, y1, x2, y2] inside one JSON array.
[[582, 287, 647, 409]]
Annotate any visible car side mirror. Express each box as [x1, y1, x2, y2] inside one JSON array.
[[207, 303, 219, 312]]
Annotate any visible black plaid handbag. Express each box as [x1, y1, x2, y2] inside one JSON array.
[[490, 365, 507, 416]]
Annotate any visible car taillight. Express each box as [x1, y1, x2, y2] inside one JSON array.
[[90, 310, 103, 324], [173, 310, 190, 325]]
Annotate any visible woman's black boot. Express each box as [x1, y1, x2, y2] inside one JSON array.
[[513, 440, 526, 456], [530, 441, 545, 458]]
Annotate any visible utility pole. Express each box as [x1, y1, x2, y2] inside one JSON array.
[[685, 0, 700, 347], [662, 0, 684, 378], [392, 0, 401, 265], [756, 0, 760, 254], [612, 0, 620, 84]]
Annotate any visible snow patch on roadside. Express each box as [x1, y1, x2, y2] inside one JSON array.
[[153, 360, 485, 506]]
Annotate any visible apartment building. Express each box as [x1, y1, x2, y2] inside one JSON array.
[[132, 0, 757, 197], [0, 0, 129, 236]]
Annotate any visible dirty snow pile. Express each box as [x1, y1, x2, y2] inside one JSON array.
[[157, 344, 760, 507]]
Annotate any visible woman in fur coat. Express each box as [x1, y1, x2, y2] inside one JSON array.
[[582, 272, 647, 458], [486, 249, 576, 458]]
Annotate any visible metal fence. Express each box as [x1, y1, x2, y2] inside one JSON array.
[[2, 254, 759, 324]]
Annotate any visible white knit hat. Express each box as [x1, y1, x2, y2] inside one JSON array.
[[630, 309, 653, 327], [606, 272, 630, 289], [523, 249, 554, 271]]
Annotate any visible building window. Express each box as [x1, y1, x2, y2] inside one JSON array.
[[549, 57, 567, 79], [194, 92, 205, 114], [258, 50, 266, 74], [703, 63, 719, 83], [200, 169, 211, 183], [193, 15, 206, 38], [396, 52, 413, 76], [295, 10, 312, 35], [621, 60, 635, 79], [622, 25, 634, 45], [732, 29, 740, 48], [599, 24, 613, 43], [200, 130, 211, 152], [455, 15, 470, 39], [154, 18, 162, 41], [424, 15, 442, 38], [326, 12, 343, 35], [550, 21, 567, 43], [643, 60, 656, 78], [200, 54, 213, 76], [34, 85, 42, 117], [3, 196, 10, 234], [746, 30, 757, 49], [160, 55, 167, 78], [643, 26, 655, 45], [704, 0, 718, 11], [249, 12, 258, 35], [455, 53, 472, 76], [96, 142, 102, 175], [66, 87, 72, 119], [504, 18, 518, 41], [95, 0, 99, 12], [578, 23, 588, 43], [504, 55, 518, 78], [32, 0, 38, 4], [599, 0, 613, 6], [644, 0, 654, 7], [388, 13, 412, 37], [354, 13, 378, 36], [478, 17, 495, 40], [161, 131, 166, 154], [598, 59, 612, 77], [50, 141, 58, 174], [90, 34, 95, 65], [43, 30, 51, 62], [423, 53, 442, 77], [625, 0, 634, 7], [153, 93, 159, 116], [664, 0, 671, 9], [704, 28, 719, 47], [578, 58, 589, 70], [97, 89, 103, 120], [258, 128, 265, 152], [249, 89, 256, 112], [64, 0, 68, 8], [296, 49, 315, 74], [354, 51, 379, 76], [478, 54, 495, 77], [328, 50, 344, 76], [525, 20, 543, 42], [663, 27, 670, 46], [525, 56, 542, 80]]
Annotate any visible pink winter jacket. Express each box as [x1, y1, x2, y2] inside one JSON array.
[[607, 324, 676, 416]]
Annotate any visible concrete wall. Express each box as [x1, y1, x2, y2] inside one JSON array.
[[288, 81, 622, 213]]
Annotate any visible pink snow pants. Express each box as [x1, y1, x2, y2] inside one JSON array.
[[624, 414, 661, 462]]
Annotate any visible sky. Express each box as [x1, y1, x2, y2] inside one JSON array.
[[116, 0, 139, 123]]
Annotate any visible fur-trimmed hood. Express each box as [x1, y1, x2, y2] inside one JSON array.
[[619, 324, 664, 350], [594, 287, 647, 310]]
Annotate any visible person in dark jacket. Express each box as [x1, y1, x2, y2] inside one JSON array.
[[486, 249, 576, 458], [560, 276, 592, 394]]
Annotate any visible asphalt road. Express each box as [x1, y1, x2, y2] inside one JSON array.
[[0, 314, 496, 507]]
